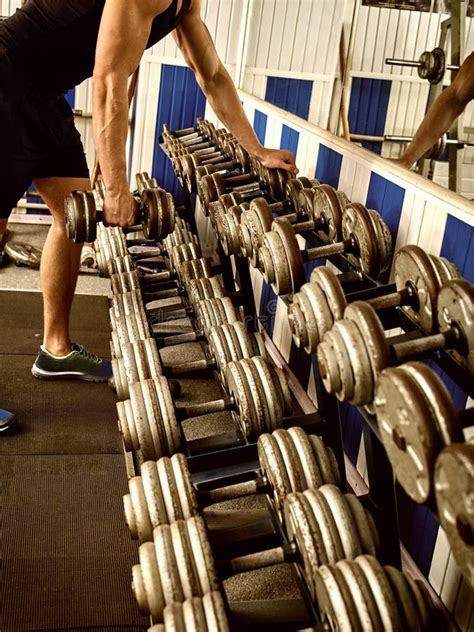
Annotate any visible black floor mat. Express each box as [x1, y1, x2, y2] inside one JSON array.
[[0, 290, 112, 356], [0, 354, 122, 455], [1, 455, 146, 631], [0, 291, 146, 631]]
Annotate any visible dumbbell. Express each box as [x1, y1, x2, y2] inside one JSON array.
[[132, 485, 379, 623], [65, 184, 175, 244], [111, 321, 269, 400], [289, 245, 461, 353], [181, 149, 248, 194], [314, 554, 438, 631], [385, 47, 458, 84], [109, 287, 241, 360], [209, 177, 319, 261], [148, 593, 229, 632], [317, 279, 474, 407], [435, 443, 474, 589], [199, 166, 292, 213], [239, 182, 349, 267], [374, 361, 473, 505], [258, 203, 391, 295], [124, 426, 340, 542], [118, 356, 293, 461], [162, 118, 209, 143]]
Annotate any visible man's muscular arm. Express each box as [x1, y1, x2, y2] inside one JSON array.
[[173, 1, 297, 174], [397, 52, 474, 169], [93, 0, 160, 226]]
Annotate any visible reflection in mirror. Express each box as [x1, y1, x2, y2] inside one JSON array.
[[342, 0, 473, 197]]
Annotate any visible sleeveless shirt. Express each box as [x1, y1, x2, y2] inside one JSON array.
[[0, 0, 191, 94]]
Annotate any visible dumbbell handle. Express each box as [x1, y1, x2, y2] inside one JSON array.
[[385, 57, 458, 71], [164, 356, 216, 376], [304, 238, 356, 262], [366, 285, 415, 312], [391, 326, 463, 364], [175, 394, 235, 421], [226, 541, 298, 575], [200, 474, 270, 504]]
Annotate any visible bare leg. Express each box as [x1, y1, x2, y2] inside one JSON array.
[[34, 177, 90, 356]]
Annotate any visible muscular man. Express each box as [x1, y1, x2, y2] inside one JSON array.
[[397, 52, 474, 169], [0, 0, 296, 382]]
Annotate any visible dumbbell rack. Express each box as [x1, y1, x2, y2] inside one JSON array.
[[147, 124, 463, 627]]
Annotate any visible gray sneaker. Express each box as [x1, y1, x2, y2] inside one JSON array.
[[32, 343, 112, 382]]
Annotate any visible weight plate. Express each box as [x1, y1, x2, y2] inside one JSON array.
[[186, 517, 220, 595], [252, 356, 283, 431], [437, 279, 474, 375], [153, 376, 181, 456], [130, 381, 158, 461], [224, 360, 254, 437], [172, 520, 202, 599], [368, 210, 392, 274], [157, 456, 186, 524], [435, 444, 474, 588], [202, 592, 230, 632], [356, 555, 402, 632], [141, 460, 169, 533], [257, 432, 293, 513], [338, 319, 374, 405], [320, 485, 363, 559], [287, 427, 324, 489], [302, 282, 335, 352], [384, 566, 422, 632], [317, 336, 342, 395], [375, 367, 441, 503], [127, 476, 153, 542], [272, 218, 305, 295], [394, 245, 440, 334], [344, 494, 379, 557], [342, 203, 380, 279], [400, 362, 463, 446], [429, 255, 461, 285], [336, 559, 383, 632], [284, 492, 327, 597], [303, 489, 346, 564], [313, 185, 343, 244], [136, 541, 165, 620], [404, 574, 433, 629], [272, 428, 305, 495], [314, 564, 359, 632], [172, 454, 199, 521], [239, 359, 267, 436], [310, 266, 347, 321], [155, 524, 185, 607]]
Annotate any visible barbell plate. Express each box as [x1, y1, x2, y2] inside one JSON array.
[[171, 454, 199, 521], [342, 203, 380, 279], [375, 366, 444, 503], [310, 266, 347, 321], [384, 566, 423, 632], [127, 476, 153, 542], [287, 427, 324, 489], [250, 356, 283, 432], [138, 541, 166, 621], [202, 592, 230, 632], [158, 457, 187, 524], [141, 461, 169, 532], [313, 185, 343, 244], [130, 381, 159, 461], [303, 489, 345, 564], [257, 432, 293, 513], [336, 559, 383, 632], [155, 525, 185, 607], [345, 496, 379, 557], [186, 517, 220, 595], [355, 555, 402, 632], [394, 245, 440, 334], [314, 564, 356, 632], [320, 485, 363, 559], [153, 376, 181, 456], [435, 444, 474, 588], [437, 280, 474, 375], [172, 520, 202, 599]]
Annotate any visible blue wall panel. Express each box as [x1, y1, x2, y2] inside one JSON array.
[[152, 65, 206, 203], [440, 215, 474, 283], [265, 77, 313, 120], [315, 145, 343, 188], [280, 125, 300, 156], [253, 110, 268, 145], [366, 172, 405, 247], [65, 89, 75, 108], [349, 79, 391, 155]]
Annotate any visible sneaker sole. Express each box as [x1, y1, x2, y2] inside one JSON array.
[[31, 365, 110, 383]]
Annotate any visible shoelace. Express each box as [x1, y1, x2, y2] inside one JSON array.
[[76, 345, 102, 365]]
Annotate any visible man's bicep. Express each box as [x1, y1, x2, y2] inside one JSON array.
[[94, 0, 154, 78], [173, 12, 221, 82]]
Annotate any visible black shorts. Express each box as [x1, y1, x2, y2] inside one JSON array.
[[0, 86, 89, 219]]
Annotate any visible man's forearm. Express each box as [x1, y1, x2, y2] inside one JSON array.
[[199, 67, 266, 160], [400, 87, 465, 167], [92, 74, 130, 195]]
